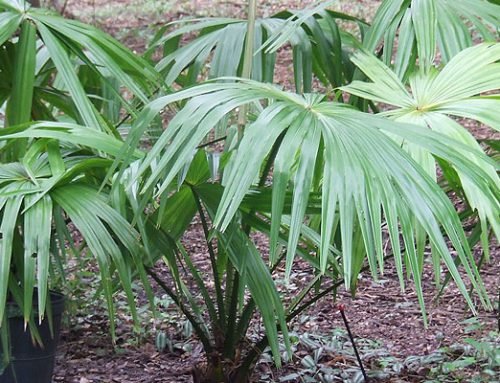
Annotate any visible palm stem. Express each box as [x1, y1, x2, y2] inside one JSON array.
[[191, 188, 227, 333], [146, 267, 213, 353], [223, 271, 240, 358], [238, 252, 396, 373], [237, 0, 258, 139]]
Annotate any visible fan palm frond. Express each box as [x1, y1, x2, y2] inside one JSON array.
[[342, 43, 500, 246], [364, 0, 500, 77]]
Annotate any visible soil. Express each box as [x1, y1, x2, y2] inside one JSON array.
[[50, 1, 499, 382]]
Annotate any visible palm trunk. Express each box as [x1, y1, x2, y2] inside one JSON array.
[[191, 344, 264, 383], [192, 358, 252, 383]]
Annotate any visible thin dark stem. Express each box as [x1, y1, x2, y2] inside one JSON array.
[[113, 90, 158, 130], [239, 253, 396, 372], [339, 306, 368, 382], [258, 131, 286, 187], [287, 279, 343, 322], [237, 279, 344, 375], [60, 0, 69, 16], [197, 136, 227, 149], [234, 336, 269, 381], [289, 251, 396, 322], [145, 267, 213, 353], [114, 84, 167, 130], [177, 243, 220, 337], [368, 100, 379, 114], [468, 248, 486, 298], [115, 111, 134, 130], [191, 188, 227, 332], [223, 271, 240, 358]]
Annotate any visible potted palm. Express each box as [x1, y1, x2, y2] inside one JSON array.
[[0, 0, 159, 381], [0, 125, 149, 382]]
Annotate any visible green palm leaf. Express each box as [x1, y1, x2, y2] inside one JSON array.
[[150, 7, 365, 91], [32, 12, 158, 102], [35, 22, 107, 130], [364, 0, 500, 76], [5, 20, 36, 127], [0, 192, 23, 324], [0, 12, 21, 46], [1, 1, 159, 132], [23, 194, 52, 323], [0, 0, 24, 13], [0, 130, 147, 331], [342, 43, 500, 243], [51, 184, 142, 335], [0, 121, 144, 159]]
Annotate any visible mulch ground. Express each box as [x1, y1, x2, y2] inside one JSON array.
[[52, 1, 499, 382]]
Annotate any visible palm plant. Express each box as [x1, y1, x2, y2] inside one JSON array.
[[0, 0, 159, 372], [115, 0, 499, 380], [145, 3, 367, 92], [362, 0, 500, 78], [0, 122, 152, 326], [116, 77, 498, 381], [0, 0, 160, 161]]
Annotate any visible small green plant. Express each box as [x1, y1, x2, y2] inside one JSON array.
[[418, 330, 499, 383], [258, 321, 500, 383]]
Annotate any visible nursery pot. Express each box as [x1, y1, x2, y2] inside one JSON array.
[[0, 291, 65, 383]]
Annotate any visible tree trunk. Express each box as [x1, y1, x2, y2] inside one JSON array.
[[29, 0, 41, 7]]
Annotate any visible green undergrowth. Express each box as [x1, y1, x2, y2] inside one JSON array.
[[255, 318, 499, 383], [60, 255, 499, 382]]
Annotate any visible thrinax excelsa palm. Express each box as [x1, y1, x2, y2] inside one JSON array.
[[147, 2, 367, 91], [364, 0, 500, 77]]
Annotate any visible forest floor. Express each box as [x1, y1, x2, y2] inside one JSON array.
[[52, 1, 499, 382]]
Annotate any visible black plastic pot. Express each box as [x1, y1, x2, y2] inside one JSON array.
[[0, 291, 65, 383]]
